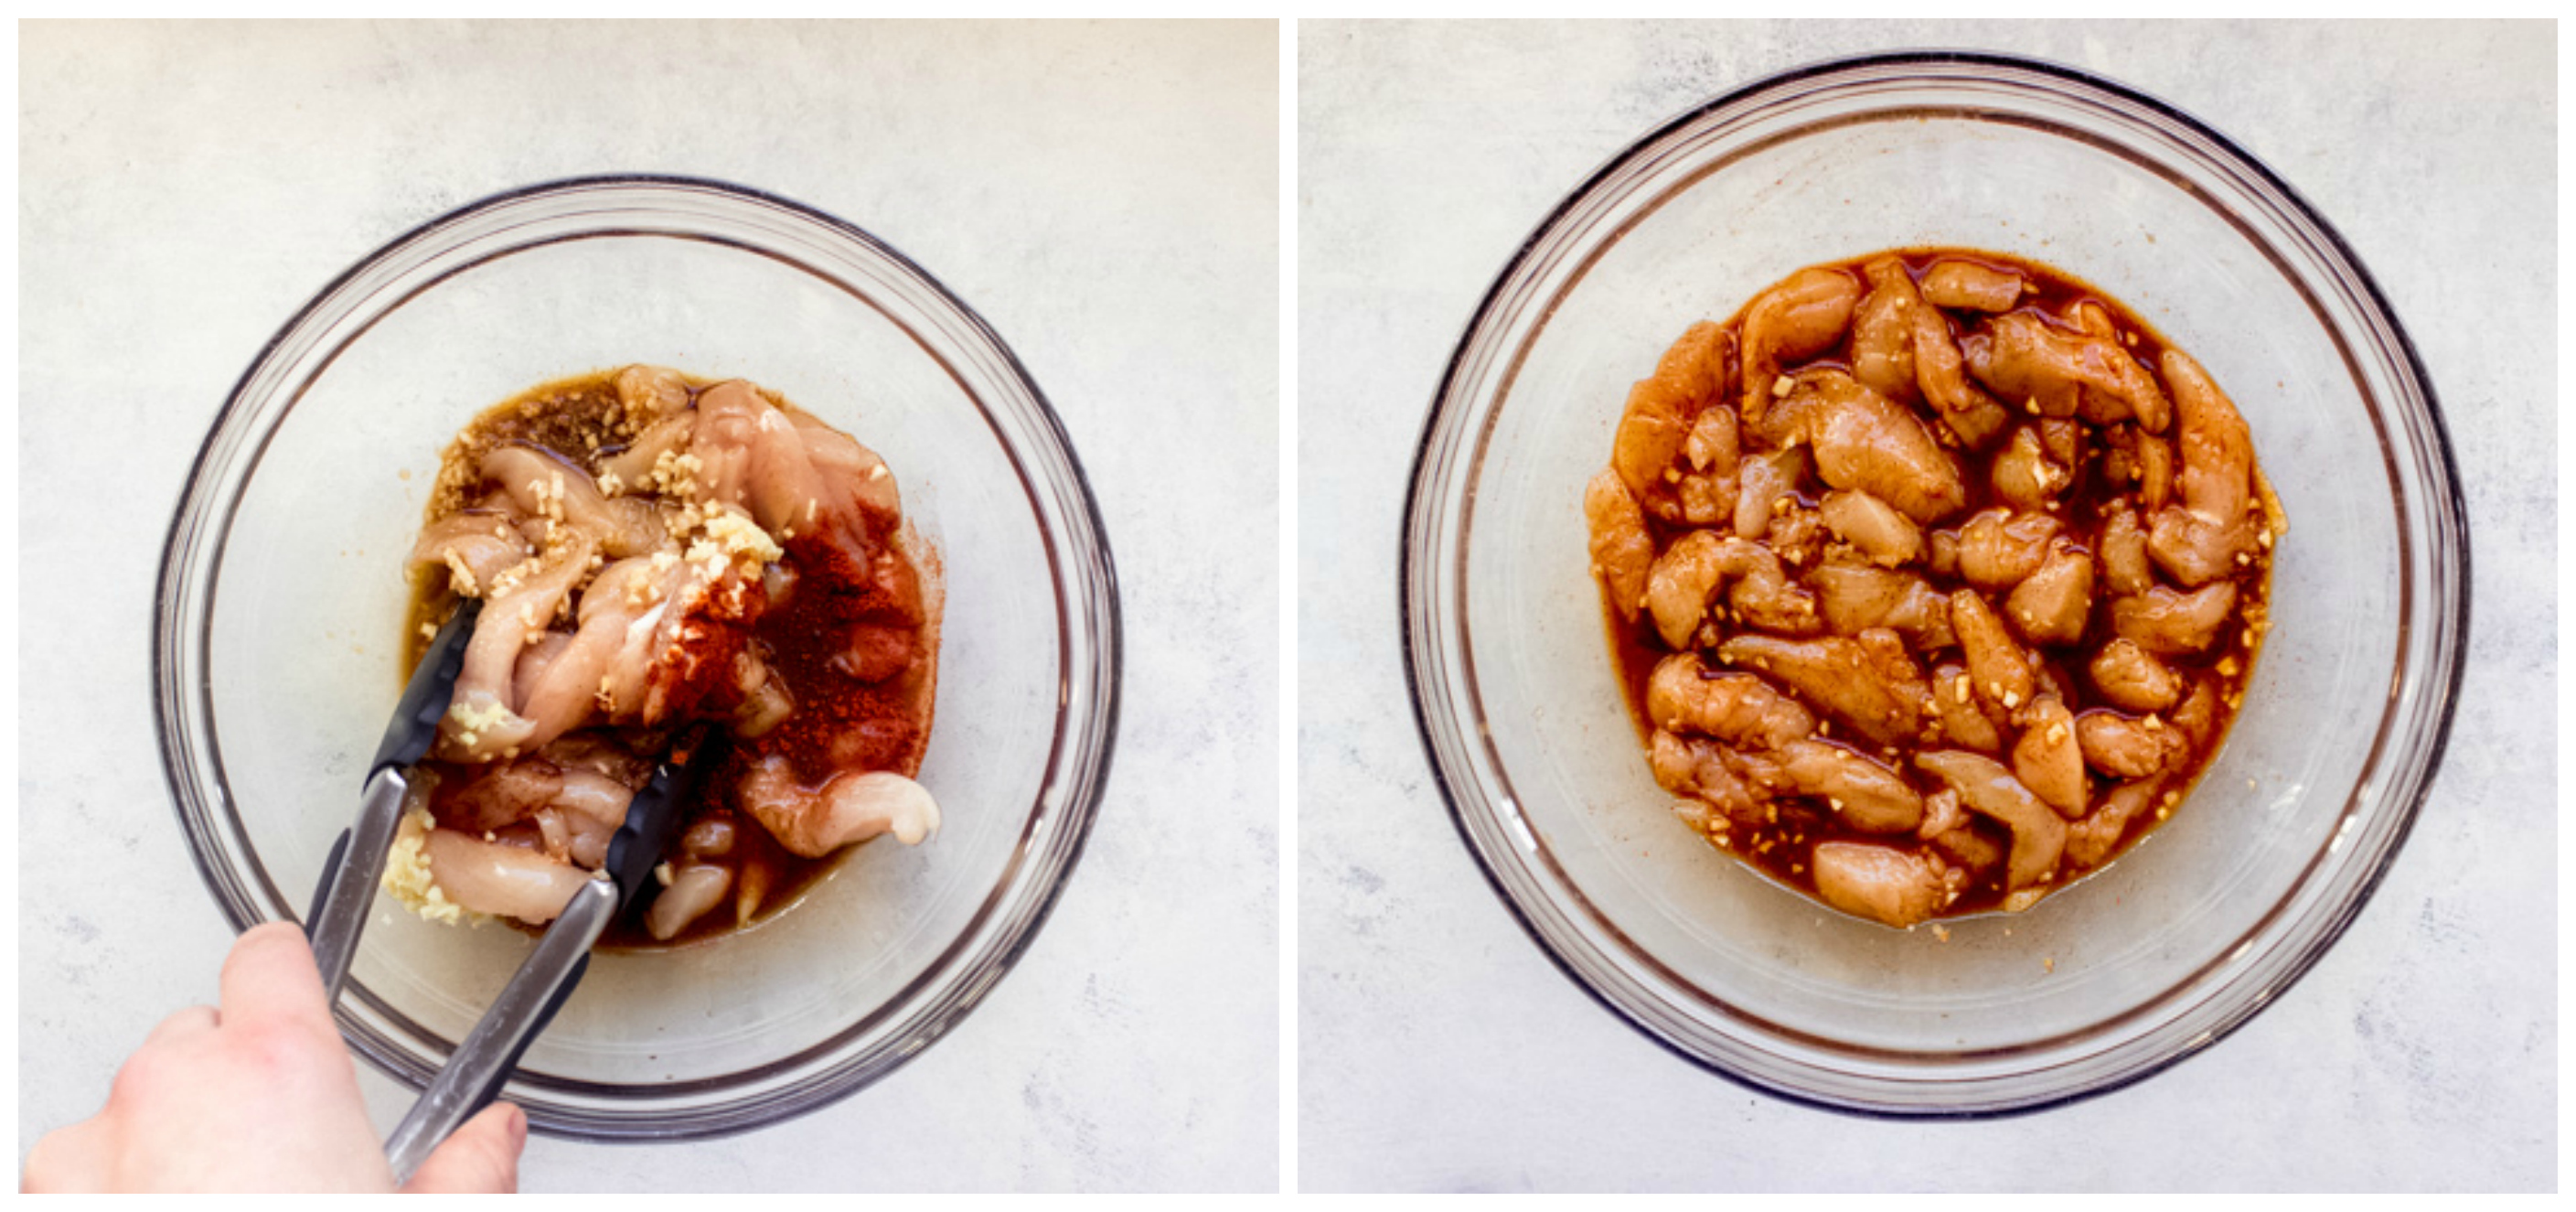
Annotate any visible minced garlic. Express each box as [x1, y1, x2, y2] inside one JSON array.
[[445, 699, 518, 749], [434, 551, 479, 599], [380, 807, 487, 927], [700, 509, 784, 563]]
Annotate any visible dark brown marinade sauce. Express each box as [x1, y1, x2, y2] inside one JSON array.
[[1597, 247, 2278, 925], [404, 369, 935, 949]]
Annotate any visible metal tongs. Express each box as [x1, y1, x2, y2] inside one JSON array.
[[304, 597, 711, 1181]]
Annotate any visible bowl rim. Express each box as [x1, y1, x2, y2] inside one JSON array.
[[1401, 49, 2469, 1119], [153, 172, 1124, 1141]]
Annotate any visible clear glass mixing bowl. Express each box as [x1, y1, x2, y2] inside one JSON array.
[[1403, 52, 2467, 1115], [156, 176, 1121, 1140]]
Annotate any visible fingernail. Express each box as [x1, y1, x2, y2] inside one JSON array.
[[506, 1103, 528, 1148]]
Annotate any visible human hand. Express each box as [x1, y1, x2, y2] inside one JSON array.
[[23, 921, 525, 1193]]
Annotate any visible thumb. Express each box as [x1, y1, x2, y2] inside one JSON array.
[[401, 1101, 526, 1194]]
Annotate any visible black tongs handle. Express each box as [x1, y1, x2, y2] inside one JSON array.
[[306, 768, 413, 1002], [297, 587, 710, 1180], [380, 730, 711, 1180], [306, 596, 483, 1003], [383, 880, 611, 1183], [373, 596, 486, 774]]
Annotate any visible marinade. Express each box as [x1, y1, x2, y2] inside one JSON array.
[[390, 366, 941, 947], [1587, 250, 2281, 927]]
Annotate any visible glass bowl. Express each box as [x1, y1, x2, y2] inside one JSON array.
[[1403, 52, 2467, 1115], [155, 176, 1121, 1140]]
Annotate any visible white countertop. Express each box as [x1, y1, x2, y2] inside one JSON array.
[[1297, 19, 2554, 1191], [17, 20, 1279, 1192]]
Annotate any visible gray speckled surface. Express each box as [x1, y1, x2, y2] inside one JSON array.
[[1298, 19, 2553, 1192], [18, 20, 1278, 1192]]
